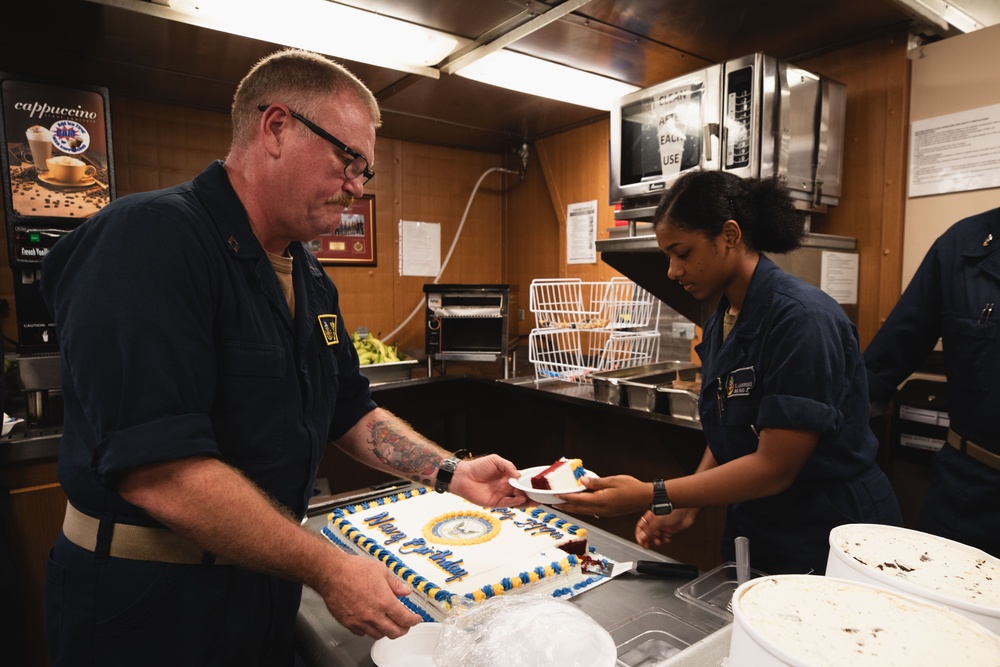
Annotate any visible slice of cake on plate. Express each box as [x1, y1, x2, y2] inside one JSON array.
[[530, 457, 586, 490]]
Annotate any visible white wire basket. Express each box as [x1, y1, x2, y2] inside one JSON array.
[[528, 328, 661, 383], [529, 277, 659, 330]]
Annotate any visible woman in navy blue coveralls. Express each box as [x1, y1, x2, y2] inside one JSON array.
[[558, 171, 902, 575]]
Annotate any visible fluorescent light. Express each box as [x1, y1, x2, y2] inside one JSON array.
[[455, 50, 639, 111], [88, 0, 463, 78], [88, 0, 638, 109]]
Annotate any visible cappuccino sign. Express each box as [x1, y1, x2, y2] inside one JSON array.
[[0, 73, 114, 222]]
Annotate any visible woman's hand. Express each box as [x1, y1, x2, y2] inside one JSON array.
[[635, 508, 699, 549], [555, 475, 651, 517]]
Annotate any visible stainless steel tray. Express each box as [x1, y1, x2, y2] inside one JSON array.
[[656, 387, 701, 421], [622, 368, 700, 415], [592, 361, 699, 406], [359, 358, 418, 384]]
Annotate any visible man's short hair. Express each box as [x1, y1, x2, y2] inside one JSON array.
[[231, 48, 381, 148]]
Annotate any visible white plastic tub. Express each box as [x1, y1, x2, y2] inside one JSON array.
[[826, 523, 1000, 633], [728, 574, 1000, 667]]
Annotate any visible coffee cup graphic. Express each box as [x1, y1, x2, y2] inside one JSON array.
[[46, 156, 96, 183], [25, 125, 53, 172]]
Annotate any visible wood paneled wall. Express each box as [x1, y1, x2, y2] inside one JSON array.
[[0, 97, 507, 352], [0, 29, 911, 352], [799, 29, 912, 347], [506, 121, 626, 331]]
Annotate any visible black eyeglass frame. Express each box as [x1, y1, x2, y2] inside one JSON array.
[[258, 103, 374, 184]]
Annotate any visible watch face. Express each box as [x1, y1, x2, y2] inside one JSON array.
[[652, 479, 671, 514], [652, 502, 673, 516]]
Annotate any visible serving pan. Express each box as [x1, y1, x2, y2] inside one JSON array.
[[622, 371, 700, 416], [359, 358, 418, 384], [591, 361, 699, 406]]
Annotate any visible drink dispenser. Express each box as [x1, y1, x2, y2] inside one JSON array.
[[0, 73, 116, 426]]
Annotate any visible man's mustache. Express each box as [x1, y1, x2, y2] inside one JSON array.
[[329, 193, 354, 208]]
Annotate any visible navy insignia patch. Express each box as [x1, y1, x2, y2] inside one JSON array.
[[318, 314, 338, 346]]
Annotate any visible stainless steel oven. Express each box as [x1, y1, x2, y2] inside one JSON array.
[[610, 52, 846, 215], [423, 284, 518, 377]]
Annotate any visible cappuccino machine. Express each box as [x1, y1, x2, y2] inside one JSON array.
[[0, 73, 116, 428]]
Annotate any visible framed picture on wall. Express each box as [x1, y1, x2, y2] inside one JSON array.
[[306, 194, 376, 265]]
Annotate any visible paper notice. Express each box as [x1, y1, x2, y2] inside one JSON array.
[[909, 103, 1000, 197], [566, 200, 597, 264], [399, 220, 440, 277], [820, 251, 859, 305]]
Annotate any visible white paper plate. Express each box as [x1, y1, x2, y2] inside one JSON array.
[[370, 622, 442, 667], [508, 465, 598, 505], [2, 414, 23, 437]]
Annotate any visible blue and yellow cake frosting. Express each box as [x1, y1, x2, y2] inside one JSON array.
[[321, 486, 588, 612]]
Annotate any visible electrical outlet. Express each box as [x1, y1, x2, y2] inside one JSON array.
[[518, 308, 525, 321], [672, 322, 695, 339]]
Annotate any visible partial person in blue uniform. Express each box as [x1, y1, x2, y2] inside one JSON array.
[[864, 207, 1000, 558], [41, 49, 527, 667], [558, 171, 902, 575]]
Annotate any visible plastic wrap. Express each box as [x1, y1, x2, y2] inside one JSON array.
[[431, 594, 616, 667]]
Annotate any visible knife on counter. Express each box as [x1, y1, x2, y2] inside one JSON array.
[[583, 557, 699, 579]]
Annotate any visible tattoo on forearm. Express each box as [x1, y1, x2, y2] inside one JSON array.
[[368, 419, 439, 486]]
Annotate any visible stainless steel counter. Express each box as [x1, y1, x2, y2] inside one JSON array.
[[498, 375, 704, 432], [0, 426, 61, 463], [294, 487, 727, 667]]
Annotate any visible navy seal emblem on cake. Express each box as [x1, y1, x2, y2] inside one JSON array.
[[423, 511, 500, 546]]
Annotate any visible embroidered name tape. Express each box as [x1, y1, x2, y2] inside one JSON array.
[[726, 366, 755, 398]]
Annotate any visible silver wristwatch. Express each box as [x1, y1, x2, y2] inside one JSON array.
[[434, 457, 460, 493]]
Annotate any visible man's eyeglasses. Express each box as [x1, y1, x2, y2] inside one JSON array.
[[258, 104, 374, 184]]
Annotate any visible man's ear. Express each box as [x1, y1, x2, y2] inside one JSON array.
[[259, 106, 288, 157]]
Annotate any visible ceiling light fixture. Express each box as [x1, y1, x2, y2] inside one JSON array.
[[87, 0, 638, 110], [454, 50, 640, 111], [86, 0, 463, 78]]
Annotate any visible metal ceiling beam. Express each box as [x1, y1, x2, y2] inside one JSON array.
[[886, 0, 992, 34], [437, 0, 598, 75]]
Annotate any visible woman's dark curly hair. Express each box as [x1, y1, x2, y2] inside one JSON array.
[[653, 171, 804, 254]]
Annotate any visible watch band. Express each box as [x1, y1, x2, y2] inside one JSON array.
[[651, 478, 673, 515], [434, 457, 459, 493]]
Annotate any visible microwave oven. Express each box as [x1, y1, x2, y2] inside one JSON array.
[[609, 52, 846, 216]]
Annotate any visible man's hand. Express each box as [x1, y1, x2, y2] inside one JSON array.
[[450, 454, 528, 507], [317, 552, 422, 640]]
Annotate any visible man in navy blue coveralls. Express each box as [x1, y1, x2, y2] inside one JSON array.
[[41, 49, 527, 666], [865, 207, 1000, 557]]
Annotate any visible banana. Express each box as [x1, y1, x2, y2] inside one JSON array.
[[354, 331, 404, 366]]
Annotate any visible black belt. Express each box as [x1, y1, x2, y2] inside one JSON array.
[[947, 429, 1000, 472], [62, 502, 231, 565]]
